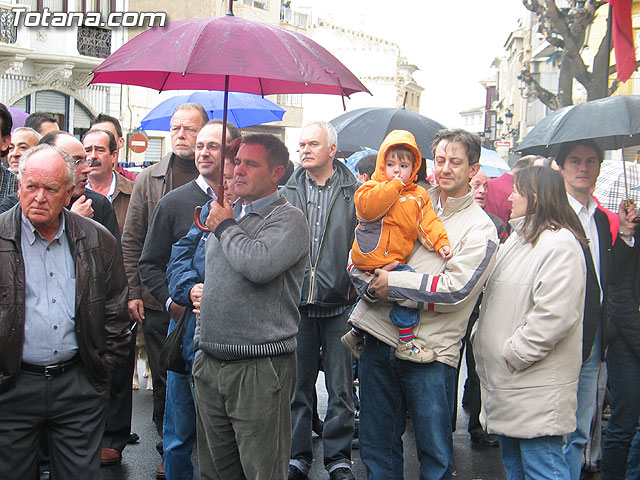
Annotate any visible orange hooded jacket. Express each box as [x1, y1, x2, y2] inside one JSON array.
[[351, 130, 449, 271]]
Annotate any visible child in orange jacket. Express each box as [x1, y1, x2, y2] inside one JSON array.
[[342, 130, 452, 363]]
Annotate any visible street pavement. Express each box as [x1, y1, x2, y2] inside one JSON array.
[[101, 360, 507, 479]]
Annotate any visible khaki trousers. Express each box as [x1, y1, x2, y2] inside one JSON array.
[[193, 351, 296, 480]]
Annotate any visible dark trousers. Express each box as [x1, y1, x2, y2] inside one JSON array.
[[143, 307, 171, 437], [102, 322, 138, 451], [0, 365, 109, 480]]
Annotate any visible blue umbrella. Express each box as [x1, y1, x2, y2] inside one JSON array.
[[139, 91, 286, 130], [480, 147, 510, 177]]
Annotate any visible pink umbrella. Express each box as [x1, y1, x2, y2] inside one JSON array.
[[7, 106, 28, 132], [91, 2, 369, 206]]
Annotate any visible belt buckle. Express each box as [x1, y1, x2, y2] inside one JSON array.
[[44, 365, 59, 377]]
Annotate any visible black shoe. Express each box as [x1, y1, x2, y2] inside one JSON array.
[[470, 431, 499, 447], [288, 464, 307, 480], [312, 419, 324, 438], [329, 467, 355, 480], [128, 432, 140, 444]]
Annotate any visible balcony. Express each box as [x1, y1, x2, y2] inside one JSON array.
[[77, 25, 111, 58], [280, 6, 308, 29], [0, 6, 17, 44]]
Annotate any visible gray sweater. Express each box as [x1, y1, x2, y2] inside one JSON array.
[[197, 196, 309, 360]]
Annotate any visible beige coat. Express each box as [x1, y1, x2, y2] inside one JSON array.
[[472, 216, 586, 438], [349, 187, 498, 369]]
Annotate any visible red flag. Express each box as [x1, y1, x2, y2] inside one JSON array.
[[605, 0, 637, 82]]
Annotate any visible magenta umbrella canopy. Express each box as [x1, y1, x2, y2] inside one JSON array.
[[91, 15, 370, 98]]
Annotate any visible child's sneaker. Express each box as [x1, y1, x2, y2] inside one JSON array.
[[395, 340, 436, 363], [341, 330, 365, 359]]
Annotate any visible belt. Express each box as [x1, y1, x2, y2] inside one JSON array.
[[20, 354, 80, 377]]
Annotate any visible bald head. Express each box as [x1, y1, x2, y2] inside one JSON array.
[[470, 170, 489, 209]]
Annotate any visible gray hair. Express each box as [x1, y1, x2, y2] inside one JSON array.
[[302, 120, 337, 150], [18, 144, 75, 189], [12, 126, 41, 141], [173, 103, 209, 126]]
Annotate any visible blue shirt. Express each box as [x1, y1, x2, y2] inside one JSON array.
[[233, 190, 281, 220], [20, 213, 77, 365]]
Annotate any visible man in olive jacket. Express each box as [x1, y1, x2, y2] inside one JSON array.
[[0, 145, 130, 480], [282, 120, 358, 480]]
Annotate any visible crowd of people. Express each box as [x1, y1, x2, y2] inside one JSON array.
[[0, 99, 639, 480]]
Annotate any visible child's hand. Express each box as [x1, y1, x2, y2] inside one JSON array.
[[438, 245, 452, 260]]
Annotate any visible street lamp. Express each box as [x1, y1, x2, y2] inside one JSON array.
[[496, 117, 504, 135], [504, 109, 514, 129]]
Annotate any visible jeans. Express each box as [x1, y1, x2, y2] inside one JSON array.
[[499, 435, 570, 480], [602, 337, 640, 480], [563, 325, 603, 480], [388, 264, 420, 329], [163, 320, 196, 480], [358, 336, 456, 480], [290, 309, 354, 473], [626, 426, 640, 480]]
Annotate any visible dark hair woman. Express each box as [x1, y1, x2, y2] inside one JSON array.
[[472, 166, 587, 480]]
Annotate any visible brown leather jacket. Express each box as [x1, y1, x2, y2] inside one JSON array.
[[0, 206, 131, 394]]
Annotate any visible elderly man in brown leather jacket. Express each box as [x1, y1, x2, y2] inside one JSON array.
[[0, 144, 130, 480]]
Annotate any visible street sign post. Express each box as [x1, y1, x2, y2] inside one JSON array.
[[494, 140, 512, 148], [129, 132, 148, 154]]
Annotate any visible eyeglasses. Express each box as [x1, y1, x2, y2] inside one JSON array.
[[73, 157, 100, 167]]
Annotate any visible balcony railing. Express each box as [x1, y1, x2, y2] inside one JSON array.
[[280, 6, 308, 29], [0, 7, 17, 44], [77, 25, 111, 58]]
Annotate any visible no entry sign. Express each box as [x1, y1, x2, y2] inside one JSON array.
[[129, 132, 148, 153]]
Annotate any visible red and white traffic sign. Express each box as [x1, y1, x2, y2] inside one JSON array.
[[494, 140, 512, 148], [129, 132, 148, 154]]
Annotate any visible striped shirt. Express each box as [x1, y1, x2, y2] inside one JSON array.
[[0, 166, 18, 199], [304, 170, 347, 318]]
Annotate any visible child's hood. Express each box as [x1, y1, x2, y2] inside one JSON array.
[[372, 130, 423, 184]]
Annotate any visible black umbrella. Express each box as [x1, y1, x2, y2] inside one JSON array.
[[330, 107, 446, 158], [517, 95, 640, 156]]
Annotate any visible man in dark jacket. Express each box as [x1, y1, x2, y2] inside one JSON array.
[[602, 202, 640, 479], [282, 121, 358, 480], [0, 144, 130, 480]]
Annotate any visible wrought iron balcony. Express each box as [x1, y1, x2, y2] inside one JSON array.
[[77, 25, 111, 58]]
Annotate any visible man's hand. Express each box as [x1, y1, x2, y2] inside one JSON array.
[[128, 299, 145, 323], [169, 302, 186, 320], [205, 198, 234, 233], [369, 261, 400, 300], [507, 361, 515, 374], [619, 199, 640, 236], [190, 283, 203, 315], [71, 195, 94, 218]]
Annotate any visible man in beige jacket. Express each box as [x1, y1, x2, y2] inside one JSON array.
[[348, 129, 498, 479]]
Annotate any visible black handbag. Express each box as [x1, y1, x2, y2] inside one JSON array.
[[159, 309, 189, 374]]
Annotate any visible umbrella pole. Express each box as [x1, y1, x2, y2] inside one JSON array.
[[218, 75, 230, 205]]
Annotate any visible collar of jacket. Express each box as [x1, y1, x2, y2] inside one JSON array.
[[114, 172, 134, 198], [285, 158, 358, 192], [428, 186, 474, 217], [150, 152, 179, 180], [0, 204, 87, 247]]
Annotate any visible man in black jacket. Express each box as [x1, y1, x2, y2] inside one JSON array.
[[602, 201, 640, 479], [0, 144, 129, 480], [557, 139, 633, 479], [282, 121, 358, 480]]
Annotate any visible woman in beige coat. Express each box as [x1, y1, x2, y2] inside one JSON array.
[[473, 166, 587, 480]]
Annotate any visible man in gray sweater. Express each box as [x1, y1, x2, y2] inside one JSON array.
[[193, 134, 309, 479]]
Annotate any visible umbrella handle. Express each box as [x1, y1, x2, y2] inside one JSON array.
[[193, 206, 211, 232]]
